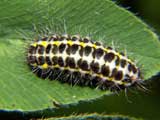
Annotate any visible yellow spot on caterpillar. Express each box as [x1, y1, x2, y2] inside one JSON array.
[[67, 40, 73, 46], [117, 53, 121, 58], [31, 43, 37, 47], [52, 41, 60, 46], [40, 41, 48, 47], [41, 63, 48, 69], [51, 64, 60, 69], [93, 44, 97, 48], [108, 77, 113, 81], [31, 63, 37, 67], [80, 42, 85, 47]]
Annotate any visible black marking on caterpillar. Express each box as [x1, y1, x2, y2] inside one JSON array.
[[26, 34, 143, 91]]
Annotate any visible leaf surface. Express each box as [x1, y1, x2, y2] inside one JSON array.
[[0, 0, 159, 111]]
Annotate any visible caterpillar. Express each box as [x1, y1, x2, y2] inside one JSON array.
[[26, 34, 142, 91]]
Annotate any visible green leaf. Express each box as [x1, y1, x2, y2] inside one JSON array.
[[0, 0, 160, 111]]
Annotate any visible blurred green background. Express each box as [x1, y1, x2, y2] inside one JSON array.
[[118, 0, 160, 34]]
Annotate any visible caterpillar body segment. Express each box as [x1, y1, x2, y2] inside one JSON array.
[[27, 34, 142, 90]]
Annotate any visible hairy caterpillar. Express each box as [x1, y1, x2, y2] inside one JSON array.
[[26, 34, 143, 91]]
